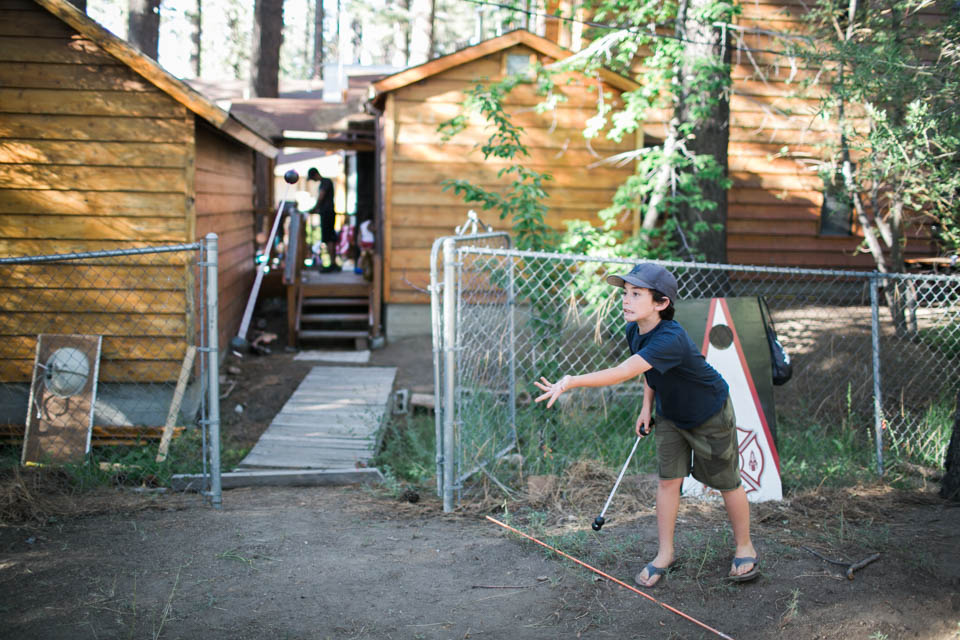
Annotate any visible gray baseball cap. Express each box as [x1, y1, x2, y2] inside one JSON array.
[[606, 263, 679, 303]]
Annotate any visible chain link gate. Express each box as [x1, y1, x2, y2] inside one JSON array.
[[432, 244, 960, 510], [431, 230, 513, 511], [0, 234, 223, 507]]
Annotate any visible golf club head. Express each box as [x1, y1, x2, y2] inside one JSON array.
[[283, 169, 299, 184], [229, 335, 249, 354], [592, 516, 604, 531]]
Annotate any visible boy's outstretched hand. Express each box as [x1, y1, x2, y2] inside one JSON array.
[[533, 375, 572, 409]]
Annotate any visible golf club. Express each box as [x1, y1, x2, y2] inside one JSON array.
[[592, 418, 653, 531], [230, 169, 300, 353]]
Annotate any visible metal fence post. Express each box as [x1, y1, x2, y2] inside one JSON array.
[[508, 251, 517, 444], [205, 233, 222, 508], [442, 238, 457, 512], [869, 274, 885, 476], [429, 239, 445, 498]]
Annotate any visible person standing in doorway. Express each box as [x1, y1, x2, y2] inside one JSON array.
[[307, 168, 339, 272]]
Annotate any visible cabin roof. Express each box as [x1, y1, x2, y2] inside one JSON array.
[[369, 29, 639, 110], [32, 0, 279, 158]]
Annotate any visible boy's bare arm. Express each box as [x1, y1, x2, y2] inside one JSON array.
[[635, 378, 655, 436], [641, 378, 654, 413], [568, 354, 650, 388], [534, 355, 651, 408]]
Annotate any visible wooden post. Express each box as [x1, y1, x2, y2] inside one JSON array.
[[156, 345, 197, 462]]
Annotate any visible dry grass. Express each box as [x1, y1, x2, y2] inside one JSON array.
[[0, 466, 191, 526]]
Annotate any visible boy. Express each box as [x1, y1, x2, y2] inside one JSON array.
[[533, 263, 759, 587]]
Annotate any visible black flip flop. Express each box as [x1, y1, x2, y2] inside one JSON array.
[[728, 554, 761, 582], [635, 561, 674, 588]]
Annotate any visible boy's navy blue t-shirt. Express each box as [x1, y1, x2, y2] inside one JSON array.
[[626, 319, 729, 430]]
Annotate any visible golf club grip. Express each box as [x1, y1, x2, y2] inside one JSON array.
[[639, 416, 655, 436]]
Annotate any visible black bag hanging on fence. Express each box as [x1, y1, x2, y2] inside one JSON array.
[[758, 296, 793, 386]]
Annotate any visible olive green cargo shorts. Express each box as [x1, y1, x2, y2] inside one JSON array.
[[655, 395, 741, 491]]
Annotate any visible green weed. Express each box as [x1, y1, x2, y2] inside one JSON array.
[[777, 413, 878, 491], [781, 588, 801, 626], [887, 393, 956, 467], [0, 425, 249, 497], [591, 532, 645, 568], [513, 403, 658, 477], [541, 530, 591, 559], [372, 412, 436, 484], [216, 547, 255, 567], [680, 528, 730, 579], [918, 321, 960, 359]]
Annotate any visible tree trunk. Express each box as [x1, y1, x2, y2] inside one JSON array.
[[428, 0, 437, 59], [642, 120, 680, 232], [189, 0, 202, 77], [66, 0, 86, 12], [251, 0, 284, 98], [128, 0, 161, 60], [940, 389, 960, 501], [671, 0, 731, 264], [351, 15, 362, 64], [401, 0, 412, 66], [312, 0, 323, 79]]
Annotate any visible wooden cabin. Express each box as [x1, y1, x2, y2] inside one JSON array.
[[369, 30, 641, 338], [227, 84, 384, 348], [368, 18, 935, 341], [0, 0, 278, 390], [718, 0, 931, 268]]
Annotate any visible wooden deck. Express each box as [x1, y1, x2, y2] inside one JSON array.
[[237, 365, 397, 470]]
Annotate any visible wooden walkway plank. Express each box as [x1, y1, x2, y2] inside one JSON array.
[[237, 365, 397, 471]]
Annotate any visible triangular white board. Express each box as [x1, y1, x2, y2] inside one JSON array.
[[682, 298, 783, 502]]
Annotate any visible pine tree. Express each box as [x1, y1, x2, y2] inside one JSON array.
[[127, 0, 161, 59], [251, 0, 284, 97]]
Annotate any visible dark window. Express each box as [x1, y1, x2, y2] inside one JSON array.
[[505, 53, 534, 80], [820, 171, 854, 236]]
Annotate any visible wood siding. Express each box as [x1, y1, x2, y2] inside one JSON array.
[[383, 44, 637, 304], [194, 121, 257, 349], [723, 0, 930, 267], [0, 0, 189, 383]]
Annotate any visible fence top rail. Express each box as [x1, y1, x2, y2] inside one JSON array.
[[456, 246, 960, 284], [0, 242, 205, 265], [430, 232, 512, 286]]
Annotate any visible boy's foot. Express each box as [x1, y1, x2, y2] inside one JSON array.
[[634, 556, 675, 588], [728, 549, 760, 582]]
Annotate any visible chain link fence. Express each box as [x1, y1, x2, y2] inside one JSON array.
[[0, 235, 222, 507], [432, 243, 960, 509], [431, 230, 513, 511]]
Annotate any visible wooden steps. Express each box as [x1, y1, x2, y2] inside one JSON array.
[[290, 272, 373, 349], [300, 329, 369, 339], [301, 312, 368, 323]]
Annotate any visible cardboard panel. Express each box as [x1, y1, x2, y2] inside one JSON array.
[[675, 297, 783, 502], [22, 334, 101, 464]]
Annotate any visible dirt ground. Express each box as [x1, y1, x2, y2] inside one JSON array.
[[2, 322, 960, 639]]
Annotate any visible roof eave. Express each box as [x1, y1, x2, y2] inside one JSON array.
[[368, 29, 638, 109], [33, 0, 279, 158]]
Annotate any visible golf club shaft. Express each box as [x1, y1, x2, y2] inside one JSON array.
[[236, 182, 294, 340], [599, 436, 641, 520]]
